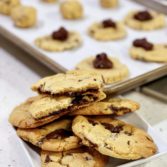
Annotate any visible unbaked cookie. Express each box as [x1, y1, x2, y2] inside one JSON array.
[[130, 38, 167, 62], [75, 53, 129, 84], [9, 96, 70, 129], [70, 98, 140, 116], [60, 0, 83, 20], [88, 19, 126, 41], [100, 0, 118, 8], [17, 119, 81, 152], [11, 5, 37, 28], [72, 116, 157, 160], [35, 27, 82, 51], [125, 10, 165, 30], [0, 0, 20, 15]]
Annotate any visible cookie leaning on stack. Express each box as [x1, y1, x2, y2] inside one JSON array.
[[9, 70, 157, 167]]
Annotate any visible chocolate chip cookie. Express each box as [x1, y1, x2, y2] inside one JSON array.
[[72, 116, 157, 160], [41, 147, 108, 167], [70, 98, 140, 116]]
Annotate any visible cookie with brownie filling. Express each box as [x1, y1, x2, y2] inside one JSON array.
[[88, 18, 126, 41], [130, 38, 167, 62], [17, 119, 81, 152], [72, 116, 157, 160], [35, 27, 81, 51], [70, 98, 139, 116], [41, 147, 108, 167], [125, 10, 165, 30], [75, 53, 129, 84]]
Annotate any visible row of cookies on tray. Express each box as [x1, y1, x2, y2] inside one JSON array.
[[9, 70, 157, 167]]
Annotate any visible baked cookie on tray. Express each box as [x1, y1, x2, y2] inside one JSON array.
[[60, 0, 83, 20], [125, 10, 165, 30], [130, 38, 167, 63], [9, 96, 70, 129], [41, 148, 108, 167], [70, 98, 140, 116], [35, 27, 82, 51], [17, 119, 81, 152], [0, 0, 20, 15], [100, 0, 118, 8], [72, 116, 157, 160], [11, 5, 37, 28], [75, 53, 129, 84], [88, 19, 126, 41]]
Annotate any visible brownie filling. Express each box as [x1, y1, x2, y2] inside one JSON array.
[[52, 27, 69, 41], [46, 129, 73, 140], [102, 19, 116, 28], [93, 53, 113, 69], [133, 38, 154, 51], [101, 123, 123, 133], [134, 10, 153, 21]]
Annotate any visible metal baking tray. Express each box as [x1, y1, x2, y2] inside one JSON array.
[[0, 0, 167, 95]]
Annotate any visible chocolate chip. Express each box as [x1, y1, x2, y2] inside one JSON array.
[[127, 141, 130, 145], [45, 155, 52, 163], [102, 19, 116, 28], [93, 53, 113, 69], [101, 123, 123, 133], [133, 38, 154, 51], [110, 105, 131, 114], [124, 131, 132, 136], [52, 27, 69, 41], [134, 10, 153, 21], [88, 119, 99, 126], [45, 129, 73, 140], [85, 156, 92, 161]]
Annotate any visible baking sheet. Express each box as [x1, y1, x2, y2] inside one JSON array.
[[0, 0, 167, 89]]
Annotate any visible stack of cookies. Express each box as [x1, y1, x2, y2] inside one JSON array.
[[9, 71, 157, 167]]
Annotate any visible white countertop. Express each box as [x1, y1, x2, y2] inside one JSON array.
[[0, 35, 167, 167]]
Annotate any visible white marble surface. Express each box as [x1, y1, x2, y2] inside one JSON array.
[[0, 36, 167, 167]]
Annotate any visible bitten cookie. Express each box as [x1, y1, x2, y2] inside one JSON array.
[[130, 38, 167, 63], [125, 10, 165, 30], [9, 96, 70, 129], [72, 116, 157, 160], [35, 27, 81, 51], [70, 98, 140, 116], [88, 19, 126, 41], [41, 148, 108, 167], [100, 0, 118, 8], [75, 53, 129, 84], [17, 119, 81, 152], [60, 0, 83, 20], [11, 5, 37, 28], [0, 0, 20, 15]]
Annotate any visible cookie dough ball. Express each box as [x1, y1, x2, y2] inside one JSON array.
[[11, 5, 37, 28], [0, 0, 20, 15], [130, 38, 167, 63], [88, 19, 126, 41], [75, 53, 129, 84], [125, 10, 165, 30], [35, 27, 82, 52], [60, 0, 83, 20], [100, 0, 118, 8]]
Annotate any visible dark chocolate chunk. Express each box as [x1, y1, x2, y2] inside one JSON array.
[[110, 105, 131, 114], [101, 123, 123, 133], [134, 10, 153, 21], [133, 38, 154, 51], [124, 131, 132, 136], [102, 19, 116, 28], [52, 27, 69, 41], [127, 141, 130, 145], [45, 129, 73, 140], [45, 155, 52, 163], [93, 53, 113, 69]]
